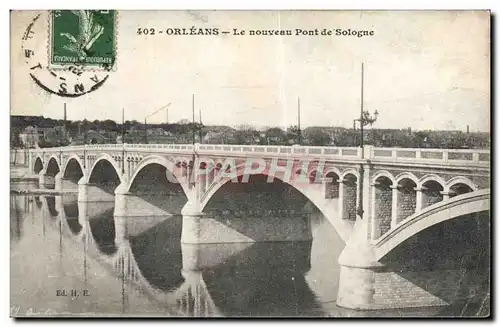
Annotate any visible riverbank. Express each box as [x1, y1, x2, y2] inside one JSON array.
[[10, 165, 34, 179], [11, 189, 78, 195]]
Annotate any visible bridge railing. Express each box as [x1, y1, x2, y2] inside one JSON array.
[[29, 143, 490, 167], [196, 144, 362, 158], [368, 147, 490, 165]]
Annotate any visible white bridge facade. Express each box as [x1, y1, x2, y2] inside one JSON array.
[[28, 143, 491, 310]]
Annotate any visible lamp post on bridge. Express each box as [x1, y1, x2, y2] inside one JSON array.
[[354, 62, 379, 219]]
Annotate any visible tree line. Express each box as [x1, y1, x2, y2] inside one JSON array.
[[10, 115, 490, 149]]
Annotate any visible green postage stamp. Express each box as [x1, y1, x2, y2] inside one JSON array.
[[50, 10, 116, 70]]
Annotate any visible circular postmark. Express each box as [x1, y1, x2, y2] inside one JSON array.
[[20, 11, 116, 98]]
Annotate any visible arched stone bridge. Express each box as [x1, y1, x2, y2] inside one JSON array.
[[29, 143, 490, 310]]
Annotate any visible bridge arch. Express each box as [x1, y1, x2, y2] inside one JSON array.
[[339, 168, 360, 182], [324, 168, 341, 199], [33, 156, 44, 174], [307, 168, 322, 184], [420, 180, 444, 210], [125, 155, 189, 197], [46, 156, 60, 176], [43, 156, 61, 189], [395, 172, 419, 186], [372, 175, 394, 238], [418, 174, 446, 190], [201, 162, 321, 212], [201, 170, 322, 242], [372, 170, 397, 185], [62, 155, 85, 183], [86, 153, 123, 185], [375, 189, 490, 261], [445, 176, 477, 195], [340, 172, 358, 222], [323, 167, 342, 179], [394, 177, 418, 224]]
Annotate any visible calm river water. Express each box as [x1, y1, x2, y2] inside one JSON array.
[[10, 189, 488, 317]]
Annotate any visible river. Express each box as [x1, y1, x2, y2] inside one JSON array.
[[10, 187, 489, 317]]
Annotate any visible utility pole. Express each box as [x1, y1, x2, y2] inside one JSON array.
[[122, 108, 125, 143], [122, 108, 125, 173], [190, 94, 196, 189], [357, 63, 365, 220], [192, 94, 196, 145], [297, 97, 301, 145], [360, 63, 364, 154], [199, 108, 203, 144], [354, 62, 379, 220], [63, 103, 67, 143], [353, 119, 357, 146], [84, 122, 88, 145]]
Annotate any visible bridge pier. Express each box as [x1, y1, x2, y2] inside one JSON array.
[[181, 199, 313, 244], [113, 183, 180, 217], [337, 218, 383, 310], [38, 169, 47, 189], [114, 215, 128, 247], [54, 172, 80, 191], [176, 243, 220, 317], [390, 185, 399, 229], [414, 187, 423, 212], [54, 172, 62, 190], [77, 200, 88, 227], [78, 178, 116, 203], [181, 201, 205, 244]]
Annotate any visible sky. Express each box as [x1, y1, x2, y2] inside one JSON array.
[[10, 10, 490, 132]]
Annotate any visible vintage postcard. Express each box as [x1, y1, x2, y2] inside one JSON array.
[[9, 10, 491, 318]]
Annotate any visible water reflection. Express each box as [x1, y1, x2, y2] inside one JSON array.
[[201, 242, 323, 317], [10, 195, 29, 242], [129, 216, 184, 292], [87, 205, 117, 255], [62, 195, 82, 235], [34, 196, 42, 209], [10, 193, 490, 317]]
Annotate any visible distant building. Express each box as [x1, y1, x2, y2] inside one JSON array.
[[147, 128, 165, 136], [18, 126, 39, 148], [70, 130, 116, 145], [204, 132, 226, 144]]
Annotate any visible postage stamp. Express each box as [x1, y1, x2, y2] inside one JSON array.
[[49, 10, 116, 70], [17, 11, 115, 98]]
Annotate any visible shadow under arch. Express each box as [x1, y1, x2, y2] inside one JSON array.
[[202, 173, 323, 243], [127, 161, 188, 216], [33, 157, 43, 174], [63, 157, 84, 185], [379, 210, 490, 313], [45, 157, 60, 189], [88, 157, 122, 195]]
